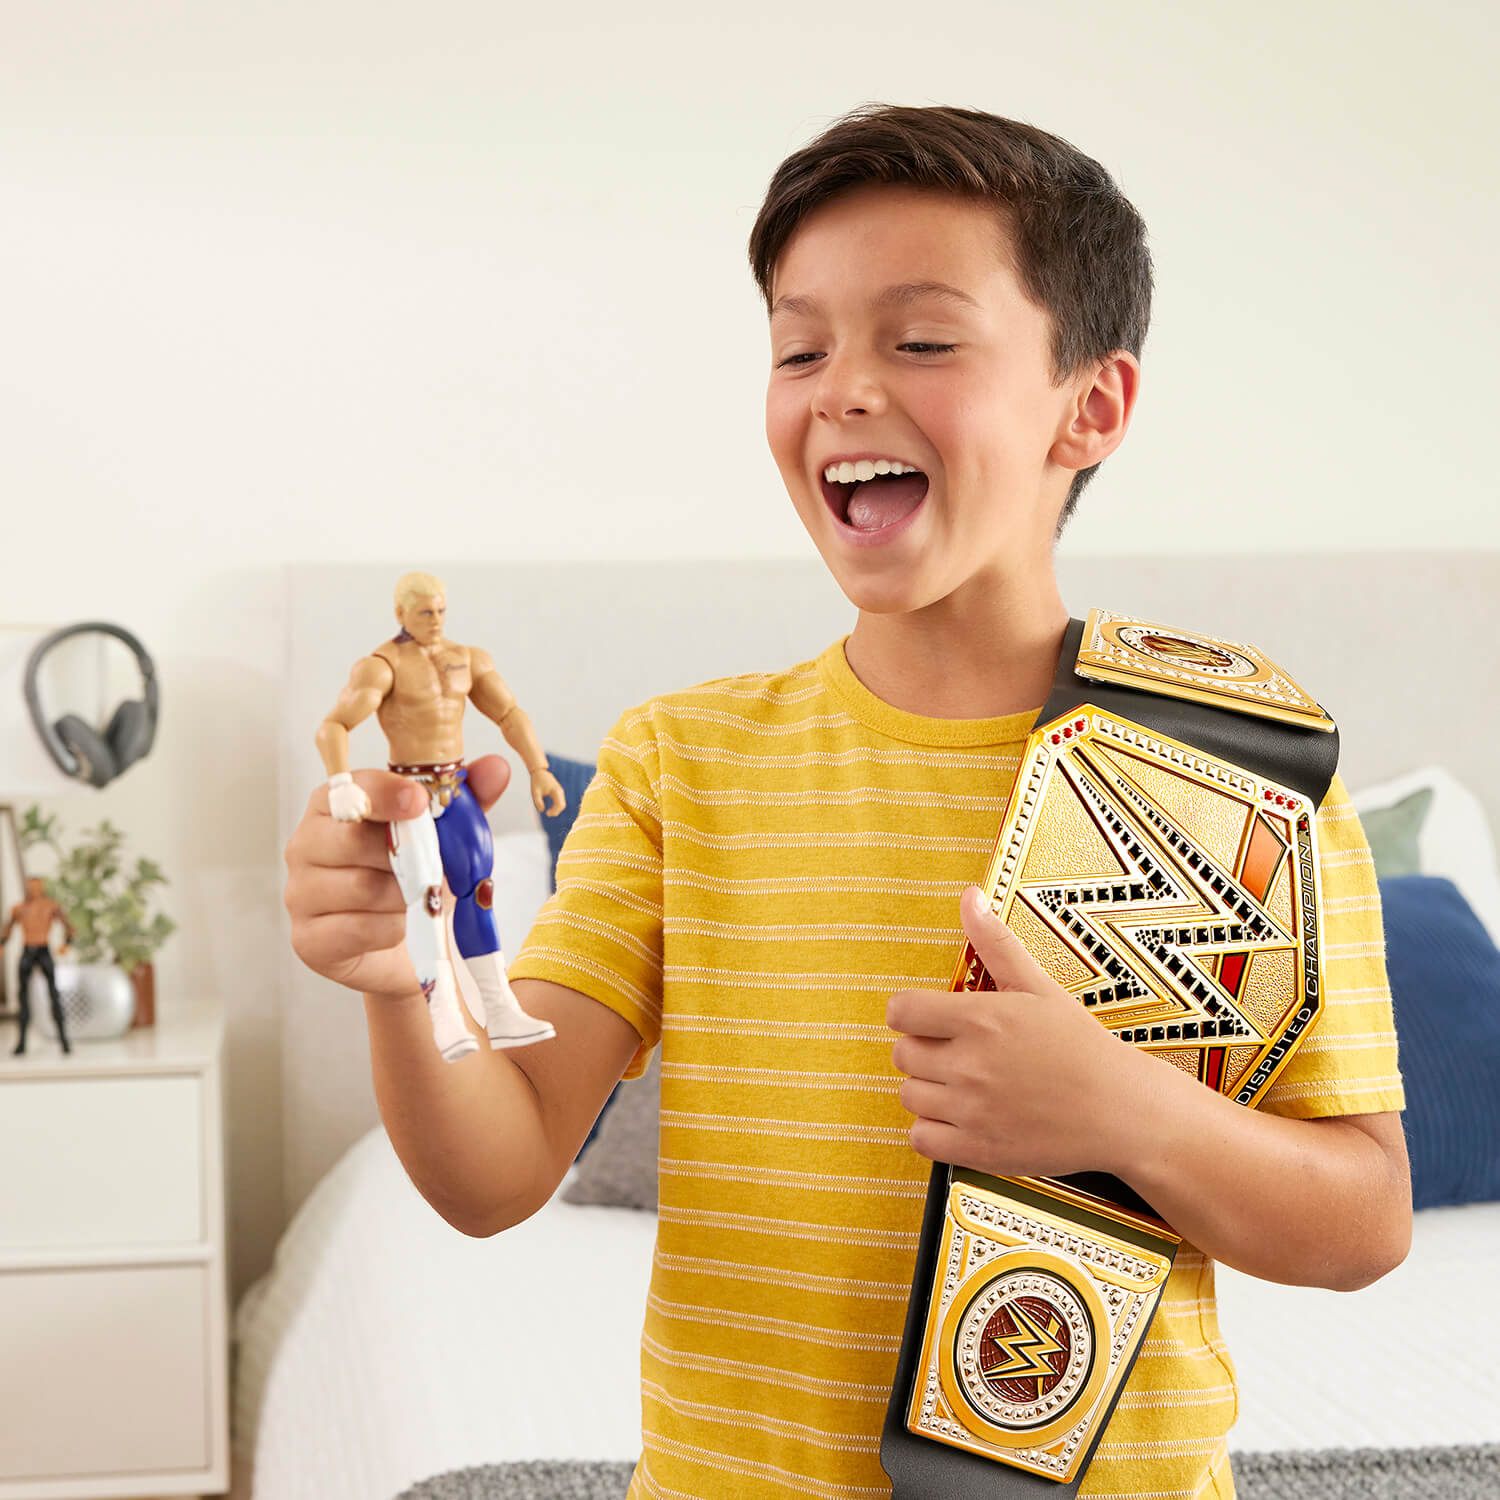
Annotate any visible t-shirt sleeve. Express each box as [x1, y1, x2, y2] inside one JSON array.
[[508, 704, 664, 1079], [1257, 772, 1406, 1119]]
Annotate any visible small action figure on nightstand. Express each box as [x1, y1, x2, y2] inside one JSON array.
[[2, 876, 75, 1055], [315, 572, 567, 1063]]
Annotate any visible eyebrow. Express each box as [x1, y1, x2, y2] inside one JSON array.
[[769, 280, 981, 322]]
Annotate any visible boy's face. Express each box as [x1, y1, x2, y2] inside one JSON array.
[[765, 184, 1101, 620]]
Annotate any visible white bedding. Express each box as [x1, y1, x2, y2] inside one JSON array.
[[233, 1130, 658, 1500], [234, 1123, 1500, 1500]]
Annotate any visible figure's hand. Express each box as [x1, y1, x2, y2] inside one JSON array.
[[887, 886, 1147, 1180], [285, 762, 514, 1002], [530, 767, 566, 818], [58, 943, 71, 956], [328, 772, 372, 823]]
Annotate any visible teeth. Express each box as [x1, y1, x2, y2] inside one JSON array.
[[822, 459, 919, 483]]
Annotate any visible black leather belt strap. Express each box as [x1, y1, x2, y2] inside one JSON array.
[[881, 618, 1339, 1497]]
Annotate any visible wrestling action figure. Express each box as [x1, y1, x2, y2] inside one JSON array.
[[315, 573, 566, 1063], [3, 876, 74, 1055]]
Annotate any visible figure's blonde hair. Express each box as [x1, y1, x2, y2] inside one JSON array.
[[394, 571, 446, 613]]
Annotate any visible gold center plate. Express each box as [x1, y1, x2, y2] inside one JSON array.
[[954, 706, 1323, 1106]]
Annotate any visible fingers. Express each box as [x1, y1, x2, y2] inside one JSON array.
[[286, 864, 405, 919], [306, 769, 426, 824], [465, 755, 512, 812], [897, 1075, 955, 1125], [886, 986, 964, 1041], [907, 1117, 965, 1165], [289, 911, 409, 976], [959, 885, 1047, 992], [891, 1032, 951, 1080], [292, 772, 426, 874]]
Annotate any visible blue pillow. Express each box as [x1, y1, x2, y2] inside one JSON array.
[[1380, 875, 1500, 1210], [540, 752, 597, 891], [539, 751, 613, 1156]]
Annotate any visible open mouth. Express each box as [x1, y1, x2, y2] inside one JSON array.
[[819, 463, 930, 534]]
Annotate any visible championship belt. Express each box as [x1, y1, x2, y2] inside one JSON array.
[[881, 611, 1339, 1498]]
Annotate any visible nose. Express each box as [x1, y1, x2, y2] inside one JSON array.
[[811, 349, 886, 422]]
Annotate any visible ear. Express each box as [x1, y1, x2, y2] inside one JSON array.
[[1050, 351, 1140, 472]]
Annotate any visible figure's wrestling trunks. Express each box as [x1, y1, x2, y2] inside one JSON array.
[[389, 758, 465, 812]]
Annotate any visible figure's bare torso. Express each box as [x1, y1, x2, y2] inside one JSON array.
[[11, 897, 65, 947], [372, 636, 474, 764]]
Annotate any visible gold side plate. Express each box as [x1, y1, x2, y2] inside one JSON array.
[[906, 1171, 1178, 1483], [1076, 609, 1335, 732]]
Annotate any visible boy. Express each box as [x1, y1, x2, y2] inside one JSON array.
[[285, 104, 1409, 1499]]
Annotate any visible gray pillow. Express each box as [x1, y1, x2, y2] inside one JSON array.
[[562, 1048, 660, 1210], [1361, 785, 1434, 878]]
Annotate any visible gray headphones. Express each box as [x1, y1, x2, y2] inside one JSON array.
[[25, 622, 160, 788]]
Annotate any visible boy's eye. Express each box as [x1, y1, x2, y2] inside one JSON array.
[[775, 342, 957, 369]]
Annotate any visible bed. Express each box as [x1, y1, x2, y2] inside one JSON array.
[[240, 554, 1500, 1498]]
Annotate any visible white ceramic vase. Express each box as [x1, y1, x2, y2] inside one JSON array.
[[32, 960, 137, 1040]]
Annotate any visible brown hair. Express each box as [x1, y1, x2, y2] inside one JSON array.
[[748, 103, 1152, 526]]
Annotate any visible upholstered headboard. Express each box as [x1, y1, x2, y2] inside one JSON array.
[[277, 552, 1500, 1213]]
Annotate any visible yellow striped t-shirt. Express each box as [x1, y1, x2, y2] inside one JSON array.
[[510, 639, 1405, 1500]]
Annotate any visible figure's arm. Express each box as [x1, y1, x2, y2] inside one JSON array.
[[53, 901, 74, 953], [315, 655, 395, 822], [316, 655, 394, 774], [467, 648, 566, 816]]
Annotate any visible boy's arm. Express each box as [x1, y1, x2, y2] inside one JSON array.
[[366, 975, 640, 1235], [889, 887, 1412, 1292], [285, 762, 642, 1235], [1100, 1047, 1409, 1289]]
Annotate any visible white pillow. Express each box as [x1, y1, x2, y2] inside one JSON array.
[[1350, 766, 1500, 946], [448, 830, 554, 1024]]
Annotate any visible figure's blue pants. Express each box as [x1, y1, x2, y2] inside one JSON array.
[[434, 770, 499, 958]]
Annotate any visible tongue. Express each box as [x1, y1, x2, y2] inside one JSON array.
[[846, 472, 928, 531]]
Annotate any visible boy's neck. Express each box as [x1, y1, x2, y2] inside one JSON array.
[[843, 578, 1070, 721]]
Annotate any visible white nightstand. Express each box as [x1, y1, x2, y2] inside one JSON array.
[[0, 1006, 228, 1499]]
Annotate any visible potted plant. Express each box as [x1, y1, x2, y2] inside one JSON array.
[[17, 808, 177, 1028]]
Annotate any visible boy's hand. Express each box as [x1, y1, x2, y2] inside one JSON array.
[[888, 885, 1145, 1180], [285, 755, 512, 1002]]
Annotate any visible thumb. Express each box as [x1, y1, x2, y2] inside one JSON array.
[[465, 754, 513, 813], [959, 885, 1048, 992]]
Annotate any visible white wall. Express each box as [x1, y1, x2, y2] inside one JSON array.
[[2, 0, 1494, 1297]]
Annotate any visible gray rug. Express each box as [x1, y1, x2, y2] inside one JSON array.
[[395, 1447, 1500, 1499]]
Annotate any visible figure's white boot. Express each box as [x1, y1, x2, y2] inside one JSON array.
[[424, 965, 480, 1063], [469, 951, 556, 1048]]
